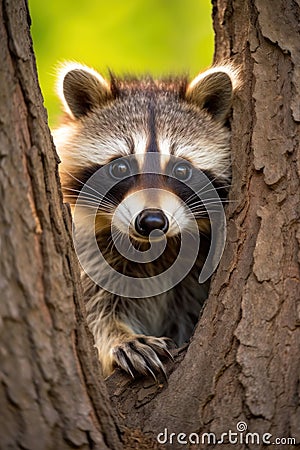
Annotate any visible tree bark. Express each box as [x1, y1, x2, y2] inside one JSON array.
[[107, 0, 300, 448], [0, 1, 121, 449]]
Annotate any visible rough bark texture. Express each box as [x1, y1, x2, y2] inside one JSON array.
[[0, 1, 121, 449], [107, 0, 300, 448]]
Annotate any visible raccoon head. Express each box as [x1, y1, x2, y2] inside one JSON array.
[[53, 62, 239, 242]]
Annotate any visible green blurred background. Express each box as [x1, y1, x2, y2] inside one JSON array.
[[28, 0, 214, 127]]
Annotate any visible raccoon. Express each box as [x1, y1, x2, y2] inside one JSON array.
[[53, 62, 239, 378]]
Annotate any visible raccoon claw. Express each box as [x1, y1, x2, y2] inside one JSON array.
[[112, 335, 172, 379]]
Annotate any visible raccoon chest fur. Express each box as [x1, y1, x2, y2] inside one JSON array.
[[81, 232, 209, 346], [54, 62, 239, 377]]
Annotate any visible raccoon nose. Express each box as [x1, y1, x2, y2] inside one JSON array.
[[135, 209, 169, 236]]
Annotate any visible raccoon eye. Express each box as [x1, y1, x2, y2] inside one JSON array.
[[172, 162, 192, 181], [109, 160, 130, 179]]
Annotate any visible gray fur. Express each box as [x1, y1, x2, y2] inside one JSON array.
[[54, 63, 239, 378]]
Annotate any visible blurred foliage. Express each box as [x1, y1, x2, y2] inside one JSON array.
[[29, 0, 214, 126]]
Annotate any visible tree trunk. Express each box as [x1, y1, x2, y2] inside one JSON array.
[[107, 0, 300, 448], [0, 1, 121, 449], [1, 1, 299, 450]]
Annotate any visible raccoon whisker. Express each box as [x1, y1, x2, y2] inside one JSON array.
[[96, 213, 114, 222], [80, 214, 107, 223], [186, 201, 206, 209], [169, 196, 226, 223], [82, 210, 114, 221], [185, 183, 232, 205], [182, 204, 207, 215], [118, 234, 136, 256], [184, 190, 229, 207], [187, 206, 217, 215], [111, 210, 132, 229], [106, 233, 118, 254], [75, 194, 118, 209], [188, 210, 209, 217], [109, 227, 134, 255], [110, 226, 125, 243], [187, 209, 223, 218], [65, 192, 119, 210], [112, 203, 135, 227], [64, 194, 106, 206], [74, 204, 102, 211], [62, 174, 121, 209], [188, 204, 232, 216], [187, 198, 236, 210], [206, 183, 232, 191], [193, 171, 231, 197], [98, 202, 118, 211], [73, 201, 115, 213], [184, 212, 210, 221], [200, 184, 232, 193], [194, 212, 220, 217], [205, 198, 236, 203], [61, 169, 105, 198], [65, 197, 102, 207], [183, 167, 231, 205], [194, 207, 220, 213], [73, 206, 109, 215], [104, 195, 121, 209], [190, 196, 236, 204], [187, 188, 231, 204], [64, 193, 97, 200], [63, 186, 104, 202]]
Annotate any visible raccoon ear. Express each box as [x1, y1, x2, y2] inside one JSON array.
[[57, 63, 112, 119], [186, 68, 235, 122]]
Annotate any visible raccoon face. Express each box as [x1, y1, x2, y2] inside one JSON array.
[[54, 63, 238, 242], [99, 155, 198, 241]]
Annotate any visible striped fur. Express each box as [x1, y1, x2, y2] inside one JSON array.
[[53, 63, 239, 377]]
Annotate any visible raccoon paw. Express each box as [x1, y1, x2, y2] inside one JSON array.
[[112, 335, 173, 380]]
